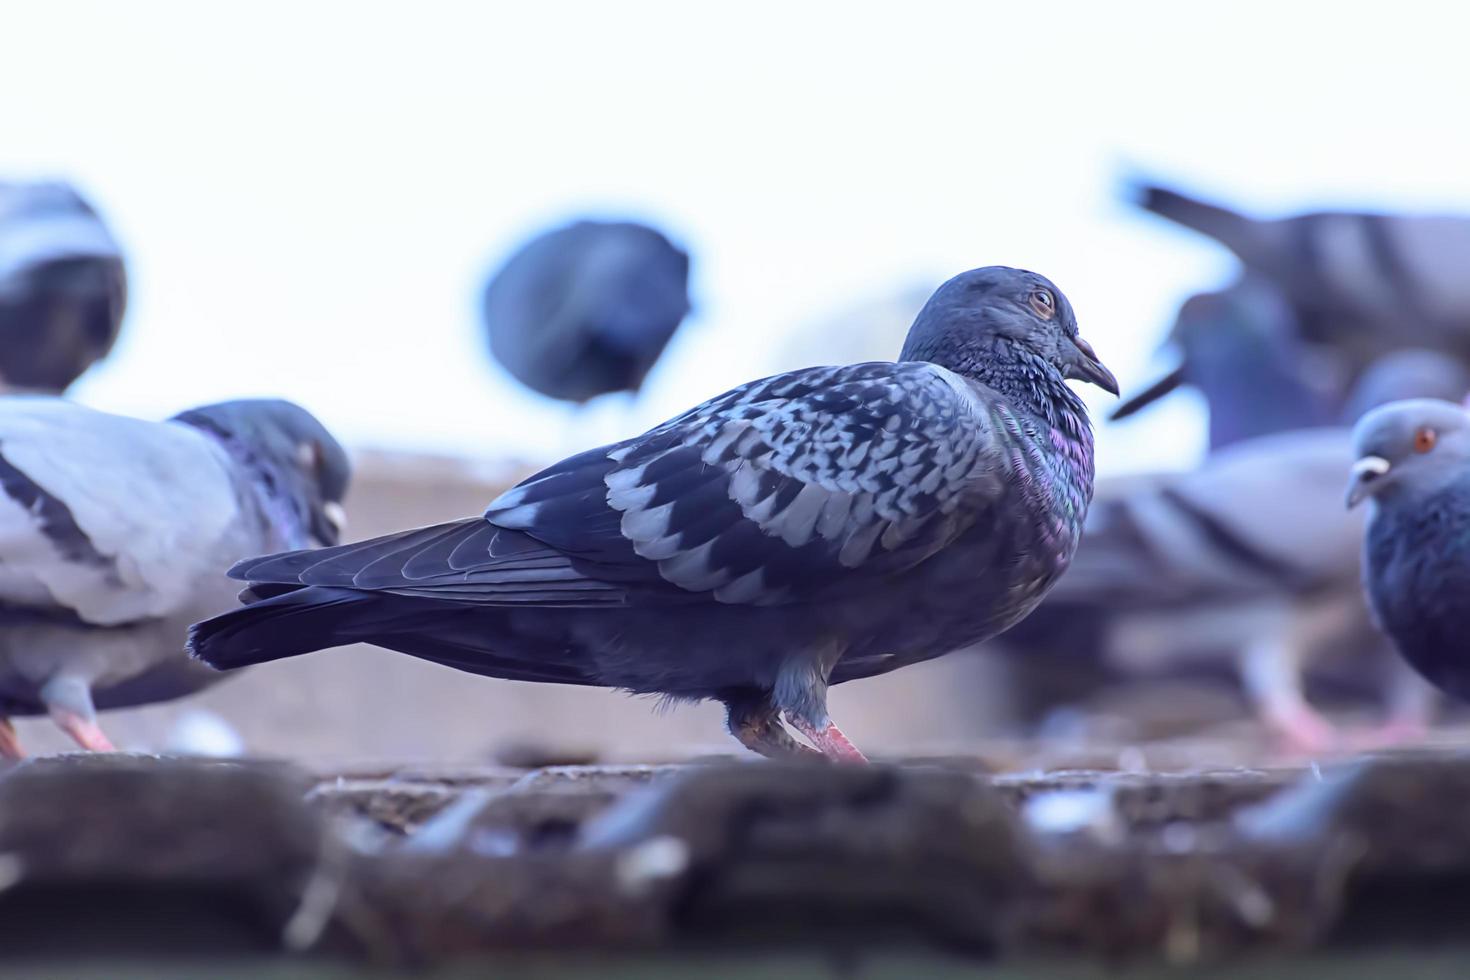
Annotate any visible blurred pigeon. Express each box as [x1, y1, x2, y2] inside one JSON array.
[[1111, 276, 1347, 447], [189, 266, 1118, 762], [1005, 351, 1470, 751], [1134, 182, 1470, 369], [0, 181, 127, 393], [482, 219, 691, 403], [0, 398, 349, 757], [1350, 399, 1470, 701]]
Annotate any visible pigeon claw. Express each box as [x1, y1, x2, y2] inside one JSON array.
[[51, 710, 116, 754], [788, 716, 869, 764]]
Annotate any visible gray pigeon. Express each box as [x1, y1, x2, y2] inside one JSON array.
[[1110, 275, 1347, 447], [1349, 399, 1470, 701], [0, 181, 127, 393], [189, 266, 1117, 761], [0, 397, 349, 757], [1135, 182, 1470, 371], [482, 219, 691, 404], [1004, 350, 1470, 751]]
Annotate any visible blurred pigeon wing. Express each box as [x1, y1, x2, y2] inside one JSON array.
[[1053, 428, 1360, 606], [0, 400, 240, 625], [233, 362, 1002, 606]]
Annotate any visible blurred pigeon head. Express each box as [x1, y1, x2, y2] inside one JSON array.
[[1112, 276, 1343, 447], [1341, 349, 1470, 423], [1347, 398, 1470, 508], [170, 399, 352, 547], [900, 266, 1117, 395], [481, 219, 691, 404], [0, 180, 127, 392]]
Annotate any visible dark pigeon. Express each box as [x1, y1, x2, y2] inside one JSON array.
[[189, 266, 1117, 762], [1111, 275, 1345, 448], [0, 397, 349, 757], [1350, 399, 1470, 702], [0, 181, 127, 393], [1003, 351, 1470, 751], [482, 219, 691, 403]]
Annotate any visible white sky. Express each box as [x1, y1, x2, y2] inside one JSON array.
[[4, 1, 1469, 475]]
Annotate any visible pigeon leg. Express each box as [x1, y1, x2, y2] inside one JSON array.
[[1344, 656, 1435, 750], [41, 675, 115, 753], [724, 693, 822, 760], [0, 717, 22, 759], [1238, 636, 1338, 754], [785, 715, 869, 764]]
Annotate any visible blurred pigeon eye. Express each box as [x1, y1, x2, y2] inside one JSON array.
[[1029, 289, 1056, 319], [1414, 427, 1438, 453]]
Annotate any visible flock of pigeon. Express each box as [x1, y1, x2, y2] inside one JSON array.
[[2, 176, 1470, 762]]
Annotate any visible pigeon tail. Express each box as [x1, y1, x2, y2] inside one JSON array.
[[1135, 184, 1258, 256], [187, 586, 368, 670]]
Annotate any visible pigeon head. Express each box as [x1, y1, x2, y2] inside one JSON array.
[[171, 399, 351, 546], [899, 267, 1117, 410], [1347, 398, 1470, 509]]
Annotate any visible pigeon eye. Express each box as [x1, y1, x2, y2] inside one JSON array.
[[1029, 289, 1056, 319], [1414, 427, 1438, 453]]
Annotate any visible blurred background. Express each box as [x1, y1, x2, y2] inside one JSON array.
[[4, 0, 1469, 762]]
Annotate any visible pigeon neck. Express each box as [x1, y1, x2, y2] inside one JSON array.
[[957, 344, 1091, 439], [181, 421, 313, 550]]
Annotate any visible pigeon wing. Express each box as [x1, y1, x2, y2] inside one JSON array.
[[0, 400, 241, 625], [232, 361, 1008, 607]]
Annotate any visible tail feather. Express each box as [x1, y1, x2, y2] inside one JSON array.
[[188, 585, 601, 687], [1134, 183, 1258, 256], [187, 586, 369, 670]]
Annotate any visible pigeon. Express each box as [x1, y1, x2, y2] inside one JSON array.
[[189, 266, 1118, 762], [1350, 398, 1470, 701], [1133, 182, 1470, 371], [0, 181, 128, 393], [0, 397, 349, 757], [1004, 350, 1470, 751], [482, 219, 692, 404], [1110, 276, 1347, 447]]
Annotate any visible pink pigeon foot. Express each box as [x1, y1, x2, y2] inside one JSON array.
[[52, 711, 116, 753], [0, 718, 22, 760], [788, 716, 869, 763]]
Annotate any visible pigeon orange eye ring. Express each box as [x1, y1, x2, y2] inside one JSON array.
[[1414, 427, 1438, 453], [1029, 289, 1056, 319]]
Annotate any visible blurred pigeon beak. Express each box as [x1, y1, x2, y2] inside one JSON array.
[[1064, 336, 1120, 396], [1346, 456, 1390, 508], [1110, 363, 1185, 420], [324, 501, 348, 539]]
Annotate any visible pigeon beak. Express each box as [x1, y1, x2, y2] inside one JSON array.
[[1064, 335, 1120, 396], [1346, 455, 1391, 508]]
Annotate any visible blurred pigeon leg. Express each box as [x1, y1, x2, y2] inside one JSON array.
[[1345, 659, 1436, 749], [787, 715, 869, 764], [725, 694, 822, 760], [1239, 637, 1338, 753], [42, 674, 115, 753], [0, 717, 21, 759]]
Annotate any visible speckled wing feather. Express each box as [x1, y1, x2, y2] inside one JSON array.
[[231, 362, 1015, 606]]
